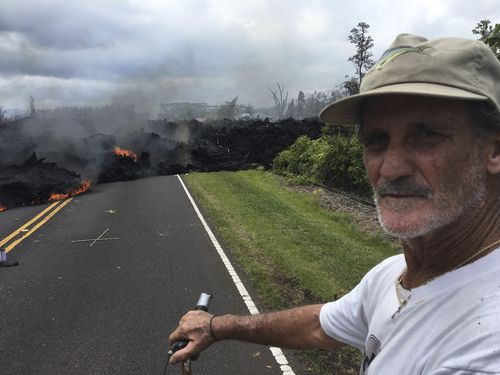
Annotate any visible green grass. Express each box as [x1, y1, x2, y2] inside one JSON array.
[[185, 169, 397, 305], [183, 169, 399, 373]]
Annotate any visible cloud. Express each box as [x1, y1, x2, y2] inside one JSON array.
[[0, 0, 137, 49], [0, 0, 499, 112]]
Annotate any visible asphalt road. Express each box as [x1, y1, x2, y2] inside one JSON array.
[[0, 175, 293, 375]]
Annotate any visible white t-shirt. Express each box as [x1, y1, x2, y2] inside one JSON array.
[[320, 248, 500, 375]]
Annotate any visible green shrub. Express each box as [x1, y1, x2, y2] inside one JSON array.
[[316, 134, 371, 195], [272, 135, 326, 184], [273, 133, 371, 196]]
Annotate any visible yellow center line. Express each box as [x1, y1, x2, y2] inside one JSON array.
[[1, 198, 73, 253], [0, 201, 61, 247]]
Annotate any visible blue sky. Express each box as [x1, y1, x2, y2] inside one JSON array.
[[0, 0, 498, 115]]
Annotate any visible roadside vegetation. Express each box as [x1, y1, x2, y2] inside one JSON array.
[[272, 130, 371, 197], [184, 169, 399, 374]]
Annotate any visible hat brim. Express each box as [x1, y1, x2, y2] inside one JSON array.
[[319, 82, 488, 124]]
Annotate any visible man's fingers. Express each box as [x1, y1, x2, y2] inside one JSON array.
[[168, 330, 183, 346], [168, 311, 195, 345], [167, 311, 217, 364], [169, 342, 197, 364]]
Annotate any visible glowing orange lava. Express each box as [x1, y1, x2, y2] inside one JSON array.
[[0, 203, 6, 212], [49, 180, 92, 201], [114, 146, 138, 161]]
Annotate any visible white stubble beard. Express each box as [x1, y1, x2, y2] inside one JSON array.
[[374, 148, 488, 239]]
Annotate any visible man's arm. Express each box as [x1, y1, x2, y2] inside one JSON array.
[[168, 303, 344, 363]]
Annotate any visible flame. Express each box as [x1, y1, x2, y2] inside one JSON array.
[[114, 146, 138, 161], [0, 203, 6, 212], [49, 180, 91, 202]]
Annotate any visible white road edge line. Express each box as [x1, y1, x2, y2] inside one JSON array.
[[176, 174, 296, 375]]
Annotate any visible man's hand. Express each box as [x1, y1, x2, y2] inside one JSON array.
[[168, 310, 216, 364], [168, 304, 342, 365]]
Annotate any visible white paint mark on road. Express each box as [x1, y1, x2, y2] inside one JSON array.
[[176, 175, 296, 375], [71, 228, 119, 246]]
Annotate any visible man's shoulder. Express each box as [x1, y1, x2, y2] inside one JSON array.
[[350, 253, 406, 301], [364, 253, 405, 281]]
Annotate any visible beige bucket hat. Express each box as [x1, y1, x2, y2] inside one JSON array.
[[320, 33, 500, 124]]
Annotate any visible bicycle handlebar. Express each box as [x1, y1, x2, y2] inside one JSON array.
[[163, 292, 213, 375], [169, 292, 212, 354]]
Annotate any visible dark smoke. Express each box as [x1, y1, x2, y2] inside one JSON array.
[[0, 107, 323, 210]]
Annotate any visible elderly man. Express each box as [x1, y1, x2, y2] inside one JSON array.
[[169, 34, 500, 374]]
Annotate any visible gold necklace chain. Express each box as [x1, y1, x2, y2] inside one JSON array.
[[393, 238, 500, 316], [448, 238, 500, 272]]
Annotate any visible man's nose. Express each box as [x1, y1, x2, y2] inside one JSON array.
[[379, 143, 415, 181]]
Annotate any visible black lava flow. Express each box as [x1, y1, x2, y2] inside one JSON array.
[[0, 117, 325, 210]]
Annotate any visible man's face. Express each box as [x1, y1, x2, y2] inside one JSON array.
[[361, 96, 488, 239]]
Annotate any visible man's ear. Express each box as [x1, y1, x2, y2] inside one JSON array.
[[486, 135, 500, 174]]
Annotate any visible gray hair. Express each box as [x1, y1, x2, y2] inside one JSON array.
[[469, 101, 500, 138]]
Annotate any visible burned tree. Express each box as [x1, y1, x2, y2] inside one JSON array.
[[286, 99, 296, 118], [268, 82, 289, 119], [29, 96, 36, 118], [296, 91, 306, 119]]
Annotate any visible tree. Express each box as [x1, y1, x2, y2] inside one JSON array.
[[473, 19, 500, 60], [290, 88, 348, 119], [473, 20, 494, 40], [0, 106, 6, 125], [243, 104, 254, 116], [29, 96, 36, 118], [285, 99, 296, 118], [485, 25, 500, 60], [342, 75, 361, 96], [303, 91, 331, 118], [330, 84, 349, 102], [268, 82, 289, 119], [348, 22, 375, 88], [296, 91, 306, 119], [217, 95, 239, 119]]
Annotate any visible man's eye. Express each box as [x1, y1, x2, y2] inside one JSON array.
[[418, 130, 439, 137], [413, 130, 445, 141], [364, 135, 388, 148]]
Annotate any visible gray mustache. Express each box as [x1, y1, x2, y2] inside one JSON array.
[[375, 179, 432, 197]]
